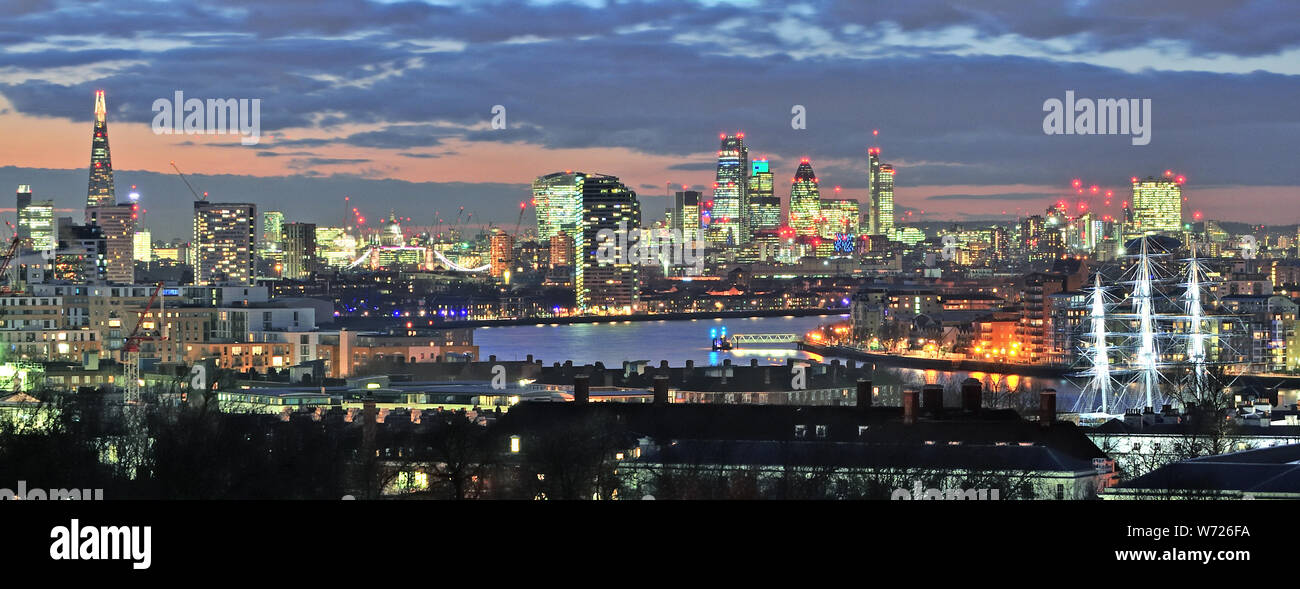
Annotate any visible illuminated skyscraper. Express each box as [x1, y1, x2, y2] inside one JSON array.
[[708, 133, 748, 246], [85, 204, 135, 284], [577, 175, 640, 310], [16, 185, 32, 243], [134, 229, 153, 262], [261, 211, 285, 253], [283, 222, 317, 279], [671, 190, 702, 243], [867, 148, 895, 236], [787, 158, 822, 237], [489, 229, 514, 279], [747, 159, 780, 231], [193, 201, 256, 285], [1128, 173, 1184, 240], [533, 172, 585, 240], [819, 198, 860, 238], [86, 91, 116, 209], [316, 226, 357, 268], [19, 199, 55, 251], [549, 230, 574, 269]]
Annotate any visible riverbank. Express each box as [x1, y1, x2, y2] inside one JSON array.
[[800, 343, 1072, 378], [336, 307, 849, 331]]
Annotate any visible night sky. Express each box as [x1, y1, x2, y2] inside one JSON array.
[[1, 0, 1297, 240]]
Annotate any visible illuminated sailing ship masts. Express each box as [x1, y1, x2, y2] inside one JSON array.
[[1132, 237, 1162, 409], [1183, 243, 1208, 394], [1079, 272, 1114, 413]]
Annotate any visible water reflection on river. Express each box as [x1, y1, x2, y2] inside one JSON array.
[[474, 315, 1082, 409]]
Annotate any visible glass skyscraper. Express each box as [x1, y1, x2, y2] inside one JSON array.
[[867, 148, 896, 237], [747, 159, 780, 231], [533, 172, 586, 241], [788, 158, 822, 237], [819, 198, 860, 238], [1128, 174, 1184, 239], [672, 190, 702, 243], [86, 90, 116, 209], [708, 133, 748, 246]]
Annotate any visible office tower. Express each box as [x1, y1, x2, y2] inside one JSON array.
[[1128, 174, 1184, 239], [261, 211, 285, 253], [533, 172, 585, 240], [16, 185, 32, 243], [85, 204, 135, 284], [19, 198, 56, 252], [708, 133, 749, 246], [787, 158, 822, 237], [672, 190, 702, 243], [867, 148, 895, 236], [55, 223, 107, 283], [86, 90, 116, 209], [315, 226, 358, 268], [577, 174, 641, 310], [489, 230, 514, 278], [549, 231, 574, 269], [748, 159, 780, 231], [819, 198, 860, 238], [282, 222, 317, 279], [134, 229, 153, 262], [193, 202, 256, 285]]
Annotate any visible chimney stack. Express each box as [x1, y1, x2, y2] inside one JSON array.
[[1039, 388, 1057, 426], [573, 374, 590, 404], [856, 379, 872, 410], [961, 378, 982, 413], [922, 384, 943, 418], [653, 375, 669, 405], [902, 389, 919, 425]]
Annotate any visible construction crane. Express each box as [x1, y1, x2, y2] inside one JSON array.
[[170, 161, 208, 201], [514, 201, 528, 239], [122, 282, 166, 404], [0, 221, 23, 295]]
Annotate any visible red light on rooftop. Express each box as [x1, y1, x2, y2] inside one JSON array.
[[1105, 190, 1113, 197], [1090, 185, 1099, 193], [1193, 210, 1203, 220], [1130, 176, 1139, 183], [719, 133, 726, 139], [1164, 169, 1173, 177], [872, 129, 879, 136], [1175, 175, 1186, 184], [1071, 179, 1081, 188]]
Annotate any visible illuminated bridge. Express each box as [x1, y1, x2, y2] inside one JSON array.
[[728, 333, 800, 346]]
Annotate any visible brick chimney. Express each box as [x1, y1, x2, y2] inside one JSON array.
[[573, 374, 590, 404], [653, 375, 669, 406], [922, 384, 943, 418], [961, 378, 982, 413], [902, 389, 919, 425], [1039, 388, 1057, 426], [856, 379, 872, 410]]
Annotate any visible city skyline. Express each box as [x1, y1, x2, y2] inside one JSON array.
[[1, 1, 1298, 239]]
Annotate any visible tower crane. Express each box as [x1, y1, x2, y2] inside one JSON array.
[[122, 282, 166, 404], [170, 161, 208, 201], [514, 201, 528, 239], [0, 221, 24, 295]]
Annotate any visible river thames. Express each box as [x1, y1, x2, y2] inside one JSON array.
[[475, 314, 1084, 408]]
